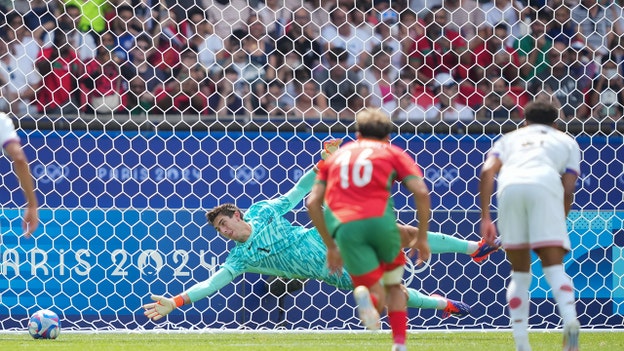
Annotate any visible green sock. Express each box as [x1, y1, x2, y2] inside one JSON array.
[[427, 231, 470, 254], [406, 288, 444, 310]]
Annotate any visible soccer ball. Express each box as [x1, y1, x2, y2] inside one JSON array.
[[28, 309, 61, 339]]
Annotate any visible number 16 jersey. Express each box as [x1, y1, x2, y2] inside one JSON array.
[[317, 138, 424, 223]]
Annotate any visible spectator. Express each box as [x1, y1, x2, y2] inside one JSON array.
[[398, 9, 424, 57], [286, 78, 333, 119], [125, 75, 155, 115], [35, 27, 84, 115], [478, 76, 526, 121], [155, 9, 189, 73], [208, 66, 246, 116], [203, 0, 251, 40], [120, 33, 169, 92], [347, 83, 369, 117], [0, 12, 41, 115], [109, 4, 144, 61], [514, 9, 553, 83], [444, 0, 485, 42], [242, 13, 277, 86], [275, 7, 323, 79], [471, 23, 522, 86], [546, 1, 579, 46], [83, 44, 127, 114], [320, 3, 374, 70], [256, 0, 290, 39], [571, 0, 616, 57], [480, 0, 525, 46], [407, 5, 469, 86], [313, 47, 359, 117], [351, 1, 376, 41], [154, 49, 210, 115], [256, 80, 288, 116], [431, 73, 474, 123], [22, 0, 56, 47], [57, 3, 98, 61], [360, 44, 399, 114], [69, 0, 111, 33], [529, 42, 591, 120], [587, 53, 624, 121], [189, 9, 223, 72], [392, 75, 439, 122], [373, 9, 403, 71]]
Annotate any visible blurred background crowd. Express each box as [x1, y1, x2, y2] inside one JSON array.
[[0, 0, 623, 123]]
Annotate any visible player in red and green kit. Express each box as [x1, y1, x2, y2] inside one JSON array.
[[307, 108, 431, 351]]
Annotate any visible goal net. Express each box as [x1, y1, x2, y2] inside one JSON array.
[[0, 0, 623, 332]]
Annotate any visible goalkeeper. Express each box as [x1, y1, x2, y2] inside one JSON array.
[[143, 139, 500, 321]]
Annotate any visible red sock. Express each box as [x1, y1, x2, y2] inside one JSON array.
[[388, 310, 407, 345]]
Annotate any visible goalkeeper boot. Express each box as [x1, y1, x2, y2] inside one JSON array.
[[563, 319, 580, 351], [353, 286, 380, 330], [433, 294, 471, 318], [471, 237, 502, 263]]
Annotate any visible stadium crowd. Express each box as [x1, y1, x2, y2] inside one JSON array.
[[0, 0, 623, 123]]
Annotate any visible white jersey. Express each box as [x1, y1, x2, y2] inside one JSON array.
[[0, 113, 19, 149], [490, 124, 581, 198]]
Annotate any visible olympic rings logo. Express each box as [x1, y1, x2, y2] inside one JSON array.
[[230, 165, 268, 185], [424, 167, 459, 189], [31, 164, 69, 184]]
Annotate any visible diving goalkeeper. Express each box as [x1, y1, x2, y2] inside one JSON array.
[[143, 140, 500, 321]]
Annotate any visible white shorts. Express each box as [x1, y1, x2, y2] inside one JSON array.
[[497, 184, 571, 251]]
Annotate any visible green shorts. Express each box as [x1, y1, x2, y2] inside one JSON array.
[[331, 216, 401, 277]]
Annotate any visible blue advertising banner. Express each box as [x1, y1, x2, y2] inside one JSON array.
[[0, 130, 622, 329]]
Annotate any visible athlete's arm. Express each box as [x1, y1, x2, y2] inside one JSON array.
[[403, 176, 431, 265], [143, 267, 237, 321], [307, 181, 343, 275], [4, 140, 38, 237], [267, 139, 342, 216], [479, 154, 502, 246], [561, 172, 578, 217]]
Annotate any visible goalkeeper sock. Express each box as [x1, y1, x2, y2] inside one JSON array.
[[427, 232, 470, 254], [507, 271, 532, 349], [406, 288, 446, 310], [542, 265, 578, 324], [388, 310, 407, 345]]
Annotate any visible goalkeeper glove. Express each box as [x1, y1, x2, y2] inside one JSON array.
[[321, 138, 343, 160], [143, 294, 184, 321]]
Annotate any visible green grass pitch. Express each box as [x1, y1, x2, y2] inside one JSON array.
[[1, 331, 623, 351]]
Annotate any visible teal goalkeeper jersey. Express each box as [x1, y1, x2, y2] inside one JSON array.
[[185, 169, 353, 303]]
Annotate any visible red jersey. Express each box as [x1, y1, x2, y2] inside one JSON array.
[[318, 138, 424, 223]]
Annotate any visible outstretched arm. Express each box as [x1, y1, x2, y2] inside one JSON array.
[[143, 268, 236, 321], [268, 139, 342, 216]]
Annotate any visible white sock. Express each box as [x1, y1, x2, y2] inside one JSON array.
[[543, 264, 578, 325], [507, 271, 532, 349], [466, 241, 479, 254]]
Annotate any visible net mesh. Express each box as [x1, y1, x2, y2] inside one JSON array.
[[0, 0, 623, 331]]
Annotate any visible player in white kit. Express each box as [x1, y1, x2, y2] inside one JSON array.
[[0, 112, 38, 237], [478, 101, 581, 351]]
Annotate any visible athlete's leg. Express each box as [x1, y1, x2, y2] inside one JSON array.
[[398, 225, 500, 261], [506, 248, 533, 351], [535, 246, 579, 351]]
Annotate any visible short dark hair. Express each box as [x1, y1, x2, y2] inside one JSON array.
[[356, 108, 393, 139], [206, 203, 241, 225], [524, 101, 559, 125]]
